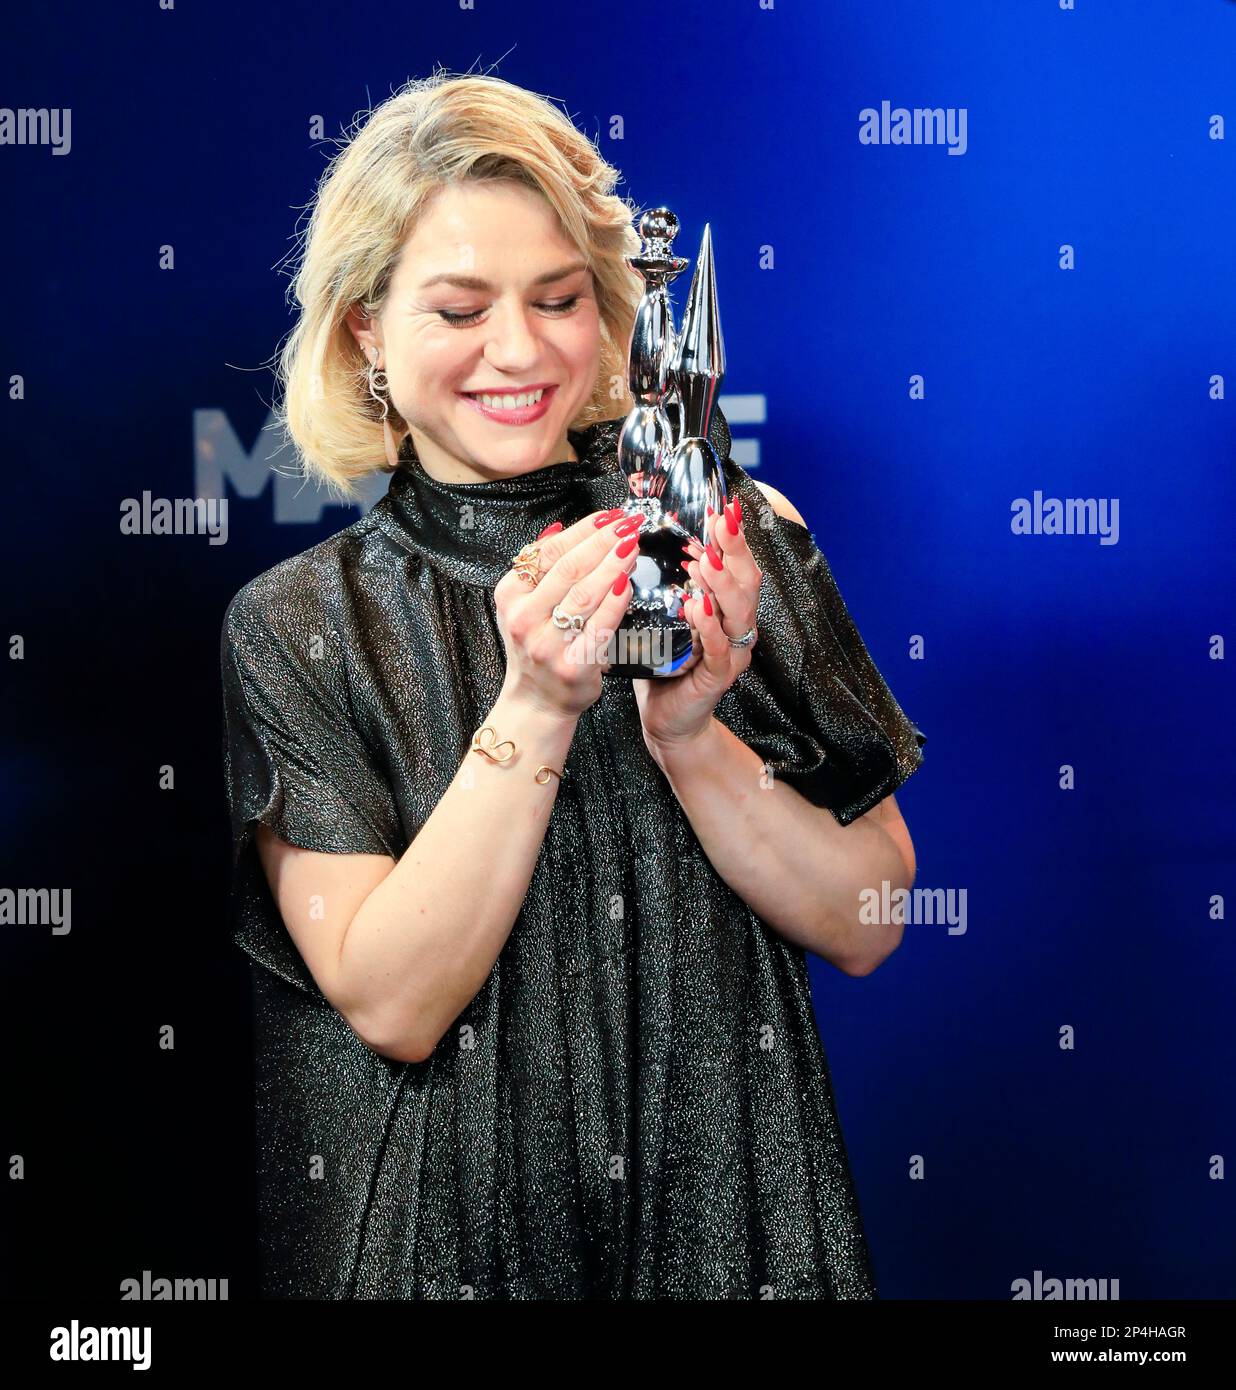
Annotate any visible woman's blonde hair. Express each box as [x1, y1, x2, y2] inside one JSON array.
[[271, 69, 644, 501]]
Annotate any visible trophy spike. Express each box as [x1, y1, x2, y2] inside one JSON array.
[[662, 222, 728, 548], [668, 222, 725, 444]]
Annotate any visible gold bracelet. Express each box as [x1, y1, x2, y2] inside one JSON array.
[[470, 725, 516, 764], [470, 725, 566, 784]]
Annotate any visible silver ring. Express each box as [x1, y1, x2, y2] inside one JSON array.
[[552, 605, 586, 632], [728, 626, 757, 649]]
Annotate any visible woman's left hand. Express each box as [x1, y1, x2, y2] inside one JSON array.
[[633, 496, 762, 758]]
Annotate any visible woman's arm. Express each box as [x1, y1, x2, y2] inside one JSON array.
[[645, 716, 915, 975], [256, 685, 577, 1063], [644, 475, 916, 973], [244, 505, 642, 1065]]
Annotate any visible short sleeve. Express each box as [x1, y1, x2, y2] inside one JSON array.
[[776, 519, 926, 822], [220, 577, 403, 995], [714, 468, 927, 827]]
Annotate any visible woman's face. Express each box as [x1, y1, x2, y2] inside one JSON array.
[[350, 180, 604, 484]]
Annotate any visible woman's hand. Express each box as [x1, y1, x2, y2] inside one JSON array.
[[633, 496, 762, 760], [495, 509, 639, 723]]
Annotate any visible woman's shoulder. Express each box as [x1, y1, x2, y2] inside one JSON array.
[[748, 478, 808, 528], [221, 508, 390, 649], [720, 452, 820, 562]]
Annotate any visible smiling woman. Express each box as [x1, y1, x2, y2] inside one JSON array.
[[271, 83, 642, 498], [345, 182, 604, 482], [224, 67, 925, 1302]]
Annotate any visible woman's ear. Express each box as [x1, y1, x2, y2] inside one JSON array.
[[345, 304, 382, 363]]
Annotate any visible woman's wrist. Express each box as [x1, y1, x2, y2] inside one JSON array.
[[643, 714, 722, 773], [488, 685, 580, 761]]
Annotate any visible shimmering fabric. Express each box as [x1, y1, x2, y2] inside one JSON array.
[[219, 404, 926, 1300]]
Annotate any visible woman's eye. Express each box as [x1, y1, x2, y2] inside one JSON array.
[[538, 296, 580, 315], [436, 296, 579, 327]]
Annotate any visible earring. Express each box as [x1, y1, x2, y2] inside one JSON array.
[[366, 350, 405, 472], [366, 351, 390, 423]]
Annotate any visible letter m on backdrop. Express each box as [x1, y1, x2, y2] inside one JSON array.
[[193, 408, 388, 524]]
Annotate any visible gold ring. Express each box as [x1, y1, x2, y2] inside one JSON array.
[[511, 542, 542, 588]]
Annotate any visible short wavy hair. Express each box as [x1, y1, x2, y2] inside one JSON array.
[[270, 70, 644, 501]]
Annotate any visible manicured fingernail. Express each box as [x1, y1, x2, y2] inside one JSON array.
[[537, 521, 563, 539], [593, 509, 622, 527], [681, 543, 696, 556], [735, 498, 743, 527], [616, 534, 640, 558], [706, 542, 723, 570], [703, 591, 713, 617], [611, 571, 629, 596], [725, 501, 739, 535], [616, 516, 642, 536]]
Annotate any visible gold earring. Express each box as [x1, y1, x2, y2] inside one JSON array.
[[367, 351, 405, 471], [366, 352, 390, 422]]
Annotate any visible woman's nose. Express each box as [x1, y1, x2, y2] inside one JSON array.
[[482, 304, 542, 370]]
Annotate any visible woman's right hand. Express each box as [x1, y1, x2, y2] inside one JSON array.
[[494, 508, 641, 722]]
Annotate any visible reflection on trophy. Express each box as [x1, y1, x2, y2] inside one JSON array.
[[602, 208, 728, 680]]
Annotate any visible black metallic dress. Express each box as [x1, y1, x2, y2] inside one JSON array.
[[220, 404, 926, 1300]]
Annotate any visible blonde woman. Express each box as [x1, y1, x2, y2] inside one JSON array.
[[221, 71, 926, 1300]]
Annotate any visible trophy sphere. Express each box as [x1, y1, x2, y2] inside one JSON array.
[[639, 208, 679, 244]]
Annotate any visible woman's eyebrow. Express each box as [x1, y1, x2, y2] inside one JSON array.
[[417, 260, 588, 291]]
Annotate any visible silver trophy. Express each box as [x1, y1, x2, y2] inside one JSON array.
[[602, 208, 728, 679]]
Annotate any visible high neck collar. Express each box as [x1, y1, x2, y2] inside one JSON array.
[[397, 421, 621, 498], [370, 418, 631, 587]]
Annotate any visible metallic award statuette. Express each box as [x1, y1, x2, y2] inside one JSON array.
[[602, 208, 728, 680]]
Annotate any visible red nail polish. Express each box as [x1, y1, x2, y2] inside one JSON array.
[[706, 543, 723, 570], [725, 501, 739, 535], [703, 591, 713, 617], [616, 534, 639, 558], [736, 498, 743, 527], [680, 543, 696, 556], [615, 516, 642, 536], [611, 571, 629, 596], [593, 509, 622, 527], [537, 521, 563, 539]]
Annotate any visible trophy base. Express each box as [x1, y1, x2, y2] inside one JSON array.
[[601, 620, 698, 680]]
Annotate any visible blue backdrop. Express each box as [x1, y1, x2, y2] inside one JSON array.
[[2, 0, 1233, 1301]]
